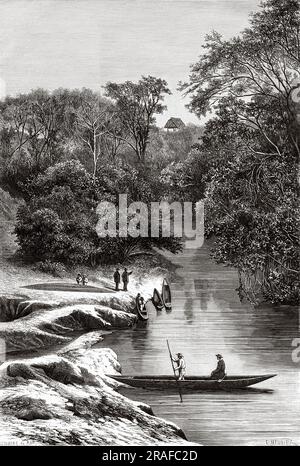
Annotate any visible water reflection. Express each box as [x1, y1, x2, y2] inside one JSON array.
[[97, 242, 299, 446], [184, 297, 194, 323]]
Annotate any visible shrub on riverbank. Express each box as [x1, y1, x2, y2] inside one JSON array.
[[14, 160, 182, 267], [34, 260, 66, 278]]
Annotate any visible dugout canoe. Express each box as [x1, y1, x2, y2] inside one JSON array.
[[152, 288, 164, 310], [136, 297, 149, 321], [108, 374, 276, 391], [161, 278, 172, 310]]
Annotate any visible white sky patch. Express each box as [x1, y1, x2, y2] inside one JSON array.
[[0, 0, 260, 125], [0, 78, 6, 99]]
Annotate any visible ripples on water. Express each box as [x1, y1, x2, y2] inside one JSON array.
[[98, 243, 300, 446]]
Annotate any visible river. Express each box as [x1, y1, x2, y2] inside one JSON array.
[[97, 242, 300, 446]]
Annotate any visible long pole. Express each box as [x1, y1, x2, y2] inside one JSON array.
[[167, 339, 183, 403]]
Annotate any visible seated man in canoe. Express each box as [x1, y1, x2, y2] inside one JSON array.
[[172, 353, 186, 381], [136, 293, 147, 310], [136, 292, 144, 307], [211, 354, 226, 380], [140, 296, 146, 310]]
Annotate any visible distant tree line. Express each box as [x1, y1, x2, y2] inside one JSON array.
[[0, 76, 201, 266]]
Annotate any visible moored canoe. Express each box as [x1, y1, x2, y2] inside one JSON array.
[[152, 288, 164, 310], [136, 297, 149, 321], [161, 278, 172, 310]]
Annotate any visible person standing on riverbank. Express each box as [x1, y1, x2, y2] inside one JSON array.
[[211, 354, 226, 380], [113, 268, 120, 291], [122, 268, 132, 291]]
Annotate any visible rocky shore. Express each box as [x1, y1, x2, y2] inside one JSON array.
[[0, 294, 137, 352], [0, 345, 193, 445], [0, 293, 195, 446]]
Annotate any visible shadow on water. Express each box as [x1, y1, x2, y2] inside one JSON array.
[[119, 386, 274, 397], [184, 297, 194, 323]]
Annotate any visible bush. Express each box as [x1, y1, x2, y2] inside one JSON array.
[[15, 206, 64, 261], [14, 159, 184, 266], [34, 260, 66, 277]]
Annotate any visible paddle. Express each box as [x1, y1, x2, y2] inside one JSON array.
[[167, 340, 183, 403]]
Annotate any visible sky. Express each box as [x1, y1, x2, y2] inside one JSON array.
[[0, 0, 260, 127]]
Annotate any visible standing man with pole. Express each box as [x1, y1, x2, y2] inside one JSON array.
[[167, 340, 183, 403], [172, 353, 186, 381]]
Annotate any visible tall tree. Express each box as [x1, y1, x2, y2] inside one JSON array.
[[180, 0, 300, 157], [71, 89, 113, 178], [0, 89, 68, 189], [104, 76, 171, 163]]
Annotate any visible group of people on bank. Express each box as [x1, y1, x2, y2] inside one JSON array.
[[113, 268, 132, 291], [75, 273, 88, 286], [75, 268, 132, 291], [75, 268, 133, 292], [173, 353, 226, 381]]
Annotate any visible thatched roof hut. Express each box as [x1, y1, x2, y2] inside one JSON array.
[[164, 117, 185, 131]]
